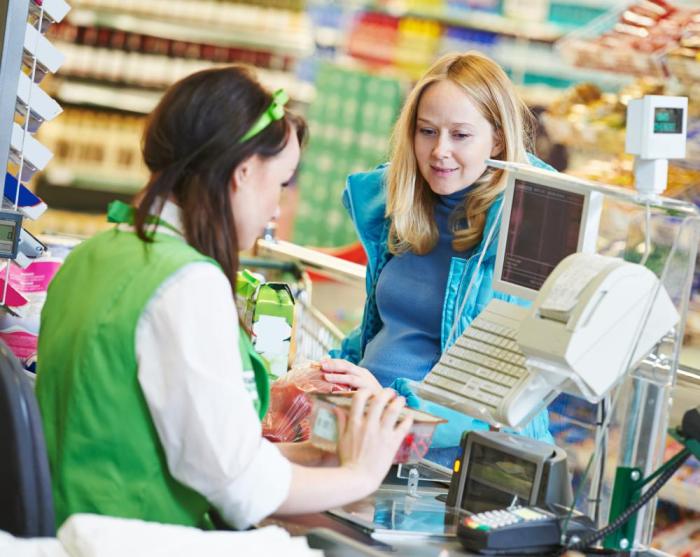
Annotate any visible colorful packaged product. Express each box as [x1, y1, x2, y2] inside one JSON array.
[[236, 270, 295, 379], [309, 393, 446, 464]]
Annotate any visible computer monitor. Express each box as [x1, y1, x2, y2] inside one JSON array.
[[491, 161, 603, 301]]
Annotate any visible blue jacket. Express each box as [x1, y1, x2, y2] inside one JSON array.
[[332, 156, 555, 448]]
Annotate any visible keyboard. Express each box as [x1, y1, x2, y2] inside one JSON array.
[[419, 299, 554, 428]]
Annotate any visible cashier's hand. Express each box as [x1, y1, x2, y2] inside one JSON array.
[[320, 358, 383, 393], [337, 388, 413, 490]]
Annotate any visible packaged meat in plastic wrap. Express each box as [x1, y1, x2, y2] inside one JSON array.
[[262, 361, 352, 442], [309, 393, 447, 464]]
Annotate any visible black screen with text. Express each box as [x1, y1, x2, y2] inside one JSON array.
[[501, 180, 585, 291]]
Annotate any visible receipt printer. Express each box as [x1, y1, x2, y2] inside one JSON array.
[[518, 253, 678, 402], [446, 430, 572, 514]]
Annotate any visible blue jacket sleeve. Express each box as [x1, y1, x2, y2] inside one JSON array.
[[390, 378, 489, 449], [328, 325, 362, 364]]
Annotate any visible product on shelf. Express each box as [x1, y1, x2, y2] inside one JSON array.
[[542, 78, 700, 163], [550, 401, 700, 516], [652, 518, 700, 556], [292, 63, 404, 247], [667, 19, 700, 83], [36, 107, 148, 193], [559, 0, 700, 78], [347, 12, 400, 68], [68, 0, 311, 38], [0, 252, 69, 369], [394, 17, 442, 79], [43, 21, 314, 105], [542, 82, 628, 154], [48, 21, 296, 79]]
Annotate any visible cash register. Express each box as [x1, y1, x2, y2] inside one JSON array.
[[327, 163, 681, 555]]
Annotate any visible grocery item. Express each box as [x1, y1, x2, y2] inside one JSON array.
[[261, 361, 351, 442], [309, 393, 446, 464]]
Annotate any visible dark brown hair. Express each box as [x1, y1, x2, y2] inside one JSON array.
[[135, 65, 306, 288]]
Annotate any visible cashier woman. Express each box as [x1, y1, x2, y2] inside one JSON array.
[[320, 52, 555, 461], [35, 66, 413, 530]]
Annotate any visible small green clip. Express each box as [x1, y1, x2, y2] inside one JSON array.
[[239, 89, 289, 143]]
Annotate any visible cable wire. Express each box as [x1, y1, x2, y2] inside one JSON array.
[[560, 448, 691, 554]]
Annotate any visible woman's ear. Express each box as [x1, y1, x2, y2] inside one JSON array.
[[231, 155, 262, 191], [232, 156, 256, 191], [490, 132, 504, 158]]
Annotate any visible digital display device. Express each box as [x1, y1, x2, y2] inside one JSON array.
[[461, 443, 536, 514], [0, 211, 23, 259], [0, 223, 16, 242], [625, 95, 687, 162], [492, 163, 602, 302], [501, 180, 584, 292], [447, 431, 572, 515], [653, 107, 683, 134], [328, 486, 463, 539]]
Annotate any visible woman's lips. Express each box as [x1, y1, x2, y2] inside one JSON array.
[[430, 165, 457, 177]]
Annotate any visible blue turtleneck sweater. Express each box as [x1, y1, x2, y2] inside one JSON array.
[[359, 187, 475, 387]]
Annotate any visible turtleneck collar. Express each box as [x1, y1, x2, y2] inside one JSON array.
[[436, 183, 476, 209]]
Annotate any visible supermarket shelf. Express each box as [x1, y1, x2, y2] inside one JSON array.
[[43, 167, 143, 195], [67, 7, 314, 57], [549, 0, 622, 6], [660, 477, 700, 513], [369, 3, 571, 42], [492, 41, 633, 90], [562, 439, 700, 513], [52, 71, 316, 115], [54, 80, 162, 113], [35, 177, 137, 214]]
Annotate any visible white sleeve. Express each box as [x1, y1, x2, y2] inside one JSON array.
[[135, 262, 292, 529]]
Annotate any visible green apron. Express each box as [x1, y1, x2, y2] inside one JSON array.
[[37, 201, 269, 528]]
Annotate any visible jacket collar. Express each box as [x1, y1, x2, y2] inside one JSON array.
[[342, 154, 553, 267]]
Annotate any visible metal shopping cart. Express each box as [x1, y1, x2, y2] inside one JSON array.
[[244, 238, 365, 365]]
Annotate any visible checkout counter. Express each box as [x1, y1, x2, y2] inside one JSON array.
[[274, 401, 700, 557], [264, 146, 700, 556]]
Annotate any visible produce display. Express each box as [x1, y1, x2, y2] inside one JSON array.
[[560, 0, 700, 77]]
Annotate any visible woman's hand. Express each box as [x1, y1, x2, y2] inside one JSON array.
[[336, 388, 413, 490], [319, 358, 383, 393], [277, 440, 339, 466], [274, 389, 413, 516]]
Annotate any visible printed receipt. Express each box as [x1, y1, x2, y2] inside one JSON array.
[[539, 254, 615, 318]]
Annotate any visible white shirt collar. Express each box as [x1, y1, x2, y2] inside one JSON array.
[[153, 199, 185, 236]]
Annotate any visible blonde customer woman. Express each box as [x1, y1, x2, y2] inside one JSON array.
[[321, 52, 555, 465]]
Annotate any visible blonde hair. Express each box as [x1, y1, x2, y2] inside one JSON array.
[[386, 51, 534, 255]]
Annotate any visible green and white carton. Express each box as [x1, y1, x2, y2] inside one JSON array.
[[236, 270, 295, 380]]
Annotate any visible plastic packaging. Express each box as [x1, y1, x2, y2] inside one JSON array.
[[261, 361, 352, 442], [308, 393, 446, 464]]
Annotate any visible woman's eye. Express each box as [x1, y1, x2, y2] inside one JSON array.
[[454, 132, 472, 140], [419, 128, 436, 136]]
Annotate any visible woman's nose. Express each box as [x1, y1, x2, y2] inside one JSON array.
[[431, 134, 450, 159]]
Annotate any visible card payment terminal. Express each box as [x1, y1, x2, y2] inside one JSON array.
[[457, 505, 595, 554], [447, 431, 572, 514]]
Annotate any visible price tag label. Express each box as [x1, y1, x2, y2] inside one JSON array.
[[312, 406, 338, 442]]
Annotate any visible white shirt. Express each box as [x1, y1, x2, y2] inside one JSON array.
[[133, 201, 292, 529]]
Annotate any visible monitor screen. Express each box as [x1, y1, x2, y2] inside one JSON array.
[[653, 107, 683, 134], [500, 179, 585, 292], [0, 222, 16, 243], [461, 442, 537, 514]]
